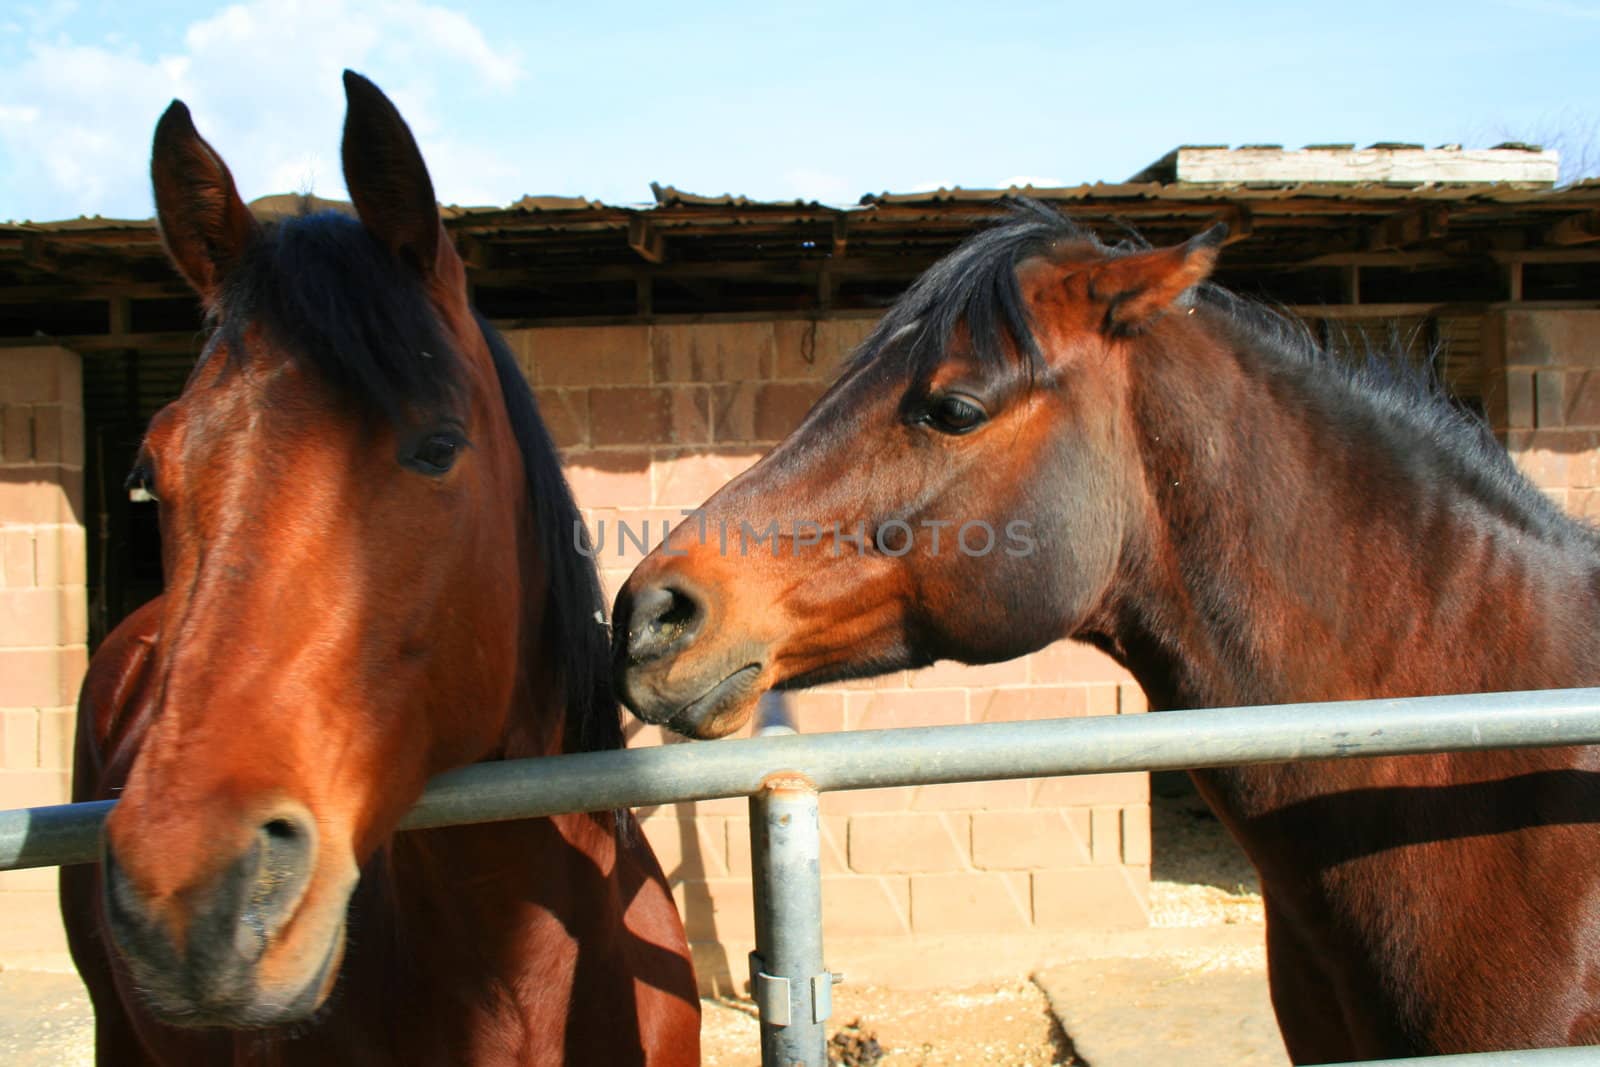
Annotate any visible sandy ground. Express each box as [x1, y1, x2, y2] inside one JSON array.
[[0, 772, 1277, 1065]]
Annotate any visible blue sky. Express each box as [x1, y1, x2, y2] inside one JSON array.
[[1, 0, 1598, 222]]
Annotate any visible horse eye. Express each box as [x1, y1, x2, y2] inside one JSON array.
[[406, 430, 466, 475], [925, 395, 988, 435], [125, 463, 159, 502]]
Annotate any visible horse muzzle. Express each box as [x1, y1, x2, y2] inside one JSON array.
[[101, 801, 352, 1028]]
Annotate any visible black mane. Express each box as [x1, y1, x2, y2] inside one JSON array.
[[205, 210, 621, 754], [852, 199, 1585, 545]]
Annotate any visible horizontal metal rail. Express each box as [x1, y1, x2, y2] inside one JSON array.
[[6, 686, 1600, 872], [8, 686, 1600, 1065]]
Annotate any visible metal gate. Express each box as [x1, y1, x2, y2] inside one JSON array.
[[6, 688, 1600, 1066]]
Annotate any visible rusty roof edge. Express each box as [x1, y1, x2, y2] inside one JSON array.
[[7, 178, 1600, 232]]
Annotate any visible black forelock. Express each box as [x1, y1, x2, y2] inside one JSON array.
[[207, 210, 462, 420]]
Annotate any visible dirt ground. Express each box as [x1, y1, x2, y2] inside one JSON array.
[[702, 981, 1074, 1066], [695, 771, 1274, 1066], [0, 773, 1275, 1065]]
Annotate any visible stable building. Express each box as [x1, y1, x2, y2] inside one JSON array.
[[2, 142, 1598, 983]]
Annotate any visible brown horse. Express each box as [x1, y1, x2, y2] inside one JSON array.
[[614, 202, 1600, 1062], [60, 73, 699, 1065]]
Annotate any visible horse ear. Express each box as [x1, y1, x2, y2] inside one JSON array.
[[151, 101, 258, 304], [340, 70, 442, 277], [1089, 224, 1226, 336]]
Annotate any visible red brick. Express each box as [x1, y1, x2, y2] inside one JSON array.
[[773, 318, 877, 379], [1030, 771, 1148, 807], [31, 525, 86, 587], [910, 871, 1030, 933], [669, 387, 711, 445], [1119, 682, 1149, 714], [1086, 683, 1119, 716], [753, 382, 824, 441], [972, 685, 1088, 723], [1122, 804, 1152, 865], [0, 348, 79, 405], [971, 810, 1092, 870], [848, 812, 969, 874], [0, 768, 69, 808], [673, 878, 755, 942], [1503, 309, 1600, 369], [0, 587, 69, 647], [523, 325, 651, 387], [563, 450, 653, 509], [1, 406, 31, 464], [782, 690, 846, 734], [533, 389, 587, 450], [1, 530, 33, 588], [846, 688, 967, 731], [910, 779, 1033, 811], [36, 707, 73, 772], [588, 387, 672, 447], [819, 785, 914, 815], [1565, 369, 1600, 427], [905, 657, 1029, 690], [0, 471, 83, 525], [0, 889, 69, 954], [639, 813, 728, 879], [652, 322, 775, 383], [1032, 867, 1149, 928], [650, 449, 762, 508], [0, 709, 37, 770], [1536, 371, 1566, 429], [1028, 640, 1131, 685], [1503, 369, 1535, 430], [1091, 806, 1122, 864], [0, 645, 87, 707], [710, 382, 755, 443], [0, 864, 55, 892], [31, 405, 83, 467], [821, 875, 911, 936]]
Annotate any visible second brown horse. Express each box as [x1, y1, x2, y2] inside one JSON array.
[[616, 203, 1600, 1062]]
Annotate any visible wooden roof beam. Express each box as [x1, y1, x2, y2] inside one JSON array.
[[627, 217, 666, 263], [1366, 207, 1450, 252], [1543, 210, 1600, 246]]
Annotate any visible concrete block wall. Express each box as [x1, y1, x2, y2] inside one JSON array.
[[0, 346, 86, 960], [505, 317, 1150, 991]]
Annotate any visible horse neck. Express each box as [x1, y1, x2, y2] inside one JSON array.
[[1097, 317, 1600, 715]]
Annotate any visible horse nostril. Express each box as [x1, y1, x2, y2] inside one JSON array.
[[236, 808, 317, 960], [626, 584, 703, 664]]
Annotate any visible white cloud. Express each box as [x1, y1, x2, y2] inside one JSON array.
[[0, 0, 522, 221]]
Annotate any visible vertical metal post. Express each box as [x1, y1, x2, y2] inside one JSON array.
[[749, 773, 829, 1067]]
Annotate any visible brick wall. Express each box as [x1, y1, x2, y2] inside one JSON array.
[[504, 318, 1150, 992], [1489, 309, 1600, 514], [0, 346, 86, 962]]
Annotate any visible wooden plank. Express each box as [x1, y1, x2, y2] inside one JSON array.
[[1170, 146, 1558, 185]]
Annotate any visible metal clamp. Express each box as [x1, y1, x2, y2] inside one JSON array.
[[749, 952, 839, 1027]]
